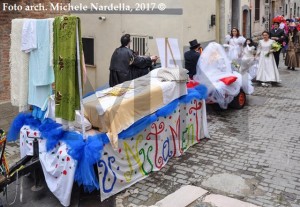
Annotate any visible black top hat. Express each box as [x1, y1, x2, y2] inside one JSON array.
[[189, 39, 201, 50]]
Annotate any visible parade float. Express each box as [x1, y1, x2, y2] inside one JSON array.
[[2, 16, 209, 206], [194, 42, 255, 110]]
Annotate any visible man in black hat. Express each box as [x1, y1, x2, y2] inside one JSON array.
[[184, 39, 202, 79], [109, 34, 158, 87], [270, 22, 285, 68]]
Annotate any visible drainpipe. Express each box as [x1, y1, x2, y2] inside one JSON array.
[[250, 2, 252, 39]]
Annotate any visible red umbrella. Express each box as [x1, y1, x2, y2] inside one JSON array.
[[273, 16, 285, 23]]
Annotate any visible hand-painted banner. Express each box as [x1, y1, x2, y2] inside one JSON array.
[[20, 126, 77, 207], [98, 98, 208, 201]]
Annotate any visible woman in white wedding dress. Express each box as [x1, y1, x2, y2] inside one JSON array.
[[256, 31, 281, 87], [239, 38, 257, 94], [225, 27, 246, 63]]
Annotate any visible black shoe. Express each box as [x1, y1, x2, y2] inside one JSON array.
[[287, 67, 291, 70], [292, 67, 295, 70]]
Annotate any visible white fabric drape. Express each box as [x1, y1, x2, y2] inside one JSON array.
[[10, 19, 30, 112], [194, 42, 242, 109]]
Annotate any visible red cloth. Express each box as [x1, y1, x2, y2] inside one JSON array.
[[219, 76, 237, 85], [187, 80, 199, 88]]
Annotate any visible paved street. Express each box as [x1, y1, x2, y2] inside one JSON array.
[[0, 58, 300, 207]]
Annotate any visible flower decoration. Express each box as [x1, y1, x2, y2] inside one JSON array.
[[265, 42, 282, 57]]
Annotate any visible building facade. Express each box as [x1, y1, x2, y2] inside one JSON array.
[[74, 0, 275, 90], [282, 0, 300, 19], [0, 0, 286, 102], [72, 0, 218, 89]]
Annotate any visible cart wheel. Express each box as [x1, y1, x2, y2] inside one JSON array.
[[229, 90, 246, 109]]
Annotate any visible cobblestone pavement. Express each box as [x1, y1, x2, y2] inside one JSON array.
[[1, 59, 300, 207], [107, 60, 300, 207]]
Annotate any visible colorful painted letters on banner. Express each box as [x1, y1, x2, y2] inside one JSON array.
[[98, 98, 207, 201]]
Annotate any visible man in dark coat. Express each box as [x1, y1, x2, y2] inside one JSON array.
[[184, 39, 201, 79], [109, 34, 158, 87], [270, 22, 285, 68]]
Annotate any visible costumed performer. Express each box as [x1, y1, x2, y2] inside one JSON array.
[[285, 22, 300, 70], [239, 38, 257, 94], [270, 21, 285, 68], [109, 34, 158, 87], [256, 31, 281, 87], [184, 39, 202, 79], [225, 27, 246, 64]]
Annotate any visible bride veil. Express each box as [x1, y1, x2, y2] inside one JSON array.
[[194, 42, 233, 82], [193, 42, 242, 108]]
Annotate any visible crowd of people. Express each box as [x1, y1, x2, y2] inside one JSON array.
[[185, 18, 300, 88], [108, 18, 299, 89]]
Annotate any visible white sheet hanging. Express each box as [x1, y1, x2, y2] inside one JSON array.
[[156, 38, 183, 68]]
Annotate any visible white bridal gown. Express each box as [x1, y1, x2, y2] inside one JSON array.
[[225, 35, 246, 62], [256, 39, 281, 82]]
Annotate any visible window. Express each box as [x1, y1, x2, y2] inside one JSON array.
[[130, 36, 147, 56], [286, 4, 288, 15], [255, 0, 260, 21], [82, 38, 94, 65], [294, 3, 296, 16], [298, 7, 300, 17]]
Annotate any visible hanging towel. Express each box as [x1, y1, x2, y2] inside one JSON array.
[[21, 19, 37, 53], [53, 16, 83, 121], [30, 19, 54, 86], [26, 19, 54, 108], [10, 19, 30, 112]]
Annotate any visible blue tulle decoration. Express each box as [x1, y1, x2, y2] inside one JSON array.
[[66, 136, 85, 161], [39, 118, 62, 133], [119, 114, 158, 139], [156, 99, 179, 117], [73, 134, 108, 192], [45, 127, 65, 152], [6, 84, 208, 193], [7, 113, 34, 142], [24, 116, 41, 130], [181, 90, 199, 103], [194, 84, 208, 99]]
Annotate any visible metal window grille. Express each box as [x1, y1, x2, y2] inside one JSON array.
[[131, 36, 147, 56]]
